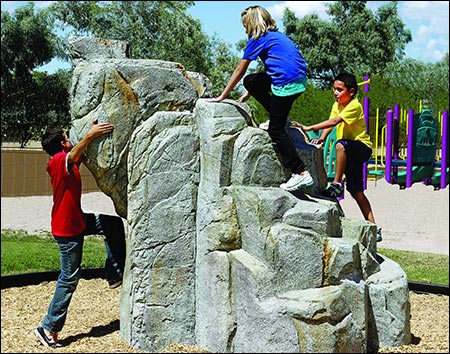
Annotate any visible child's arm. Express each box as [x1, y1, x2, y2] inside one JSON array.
[[236, 91, 251, 103], [207, 59, 251, 102], [68, 119, 114, 164], [292, 116, 342, 143]]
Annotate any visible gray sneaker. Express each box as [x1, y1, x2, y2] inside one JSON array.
[[108, 278, 123, 289], [259, 121, 269, 130], [322, 182, 344, 198], [376, 228, 382, 242]]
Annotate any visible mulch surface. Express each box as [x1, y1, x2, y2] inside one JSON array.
[[1, 278, 448, 353]]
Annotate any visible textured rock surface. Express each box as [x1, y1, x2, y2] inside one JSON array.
[[68, 37, 411, 353]]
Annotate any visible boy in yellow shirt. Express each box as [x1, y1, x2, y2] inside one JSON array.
[[293, 72, 381, 241]]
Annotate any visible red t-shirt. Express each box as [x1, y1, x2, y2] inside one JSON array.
[[46, 152, 86, 236]]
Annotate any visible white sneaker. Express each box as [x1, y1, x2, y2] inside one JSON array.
[[34, 327, 62, 348], [259, 121, 269, 130], [280, 171, 314, 191]]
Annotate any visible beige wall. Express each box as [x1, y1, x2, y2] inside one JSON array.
[[1, 149, 100, 197]]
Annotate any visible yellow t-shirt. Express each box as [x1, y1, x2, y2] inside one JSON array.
[[329, 97, 372, 149]]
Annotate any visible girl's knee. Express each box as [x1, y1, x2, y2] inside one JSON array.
[[243, 73, 257, 84]]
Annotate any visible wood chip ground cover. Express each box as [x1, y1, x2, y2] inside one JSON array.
[[1, 279, 448, 353]]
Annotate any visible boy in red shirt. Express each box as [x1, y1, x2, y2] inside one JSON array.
[[35, 119, 126, 348]]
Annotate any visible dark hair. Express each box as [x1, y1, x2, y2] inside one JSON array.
[[335, 72, 358, 97], [41, 128, 65, 156]]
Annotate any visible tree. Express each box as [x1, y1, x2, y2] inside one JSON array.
[[384, 55, 449, 114], [2, 1, 243, 145], [2, 70, 71, 147], [283, 1, 412, 87], [1, 3, 69, 147], [46, 0, 239, 86], [1, 3, 57, 79], [204, 35, 242, 97]]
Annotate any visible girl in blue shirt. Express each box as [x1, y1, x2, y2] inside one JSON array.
[[208, 5, 313, 191]]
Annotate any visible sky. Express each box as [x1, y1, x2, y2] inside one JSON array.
[[1, 1, 449, 73]]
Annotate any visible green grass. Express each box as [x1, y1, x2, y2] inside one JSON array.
[[1, 229, 106, 276], [378, 248, 449, 285], [1, 230, 449, 286]]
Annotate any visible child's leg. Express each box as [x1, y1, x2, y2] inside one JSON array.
[[244, 72, 306, 173], [348, 189, 376, 223], [84, 213, 126, 282], [242, 72, 272, 111], [98, 214, 126, 280], [268, 94, 305, 173], [333, 142, 347, 183], [41, 235, 84, 333]]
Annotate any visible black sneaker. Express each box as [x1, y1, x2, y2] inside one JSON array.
[[108, 278, 123, 289], [377, 228, 382, 242], [322, 182, 343, 198], [34, 326, 61, 348]]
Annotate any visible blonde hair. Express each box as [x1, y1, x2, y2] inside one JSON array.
[[241, 5, 277, 40]]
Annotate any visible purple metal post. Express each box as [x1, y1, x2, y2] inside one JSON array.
[[363, 75, 370, 190], [385, 110, 393, 184], [406, 110, 415, 188], [363, 75, 370, 126], [393, 104, 400, 179], [441, 111, 448, 189], [393, 104, 400, 160]]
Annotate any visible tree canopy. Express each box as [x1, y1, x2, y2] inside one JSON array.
[[1, 3, 57, 78], [1, 2, 70, 147], [283, 1, 412, 87], [1, 1, 447, 147], [46, 0, 239, 88]]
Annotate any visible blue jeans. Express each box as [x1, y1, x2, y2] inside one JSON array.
[[41, 213, 126, 333]]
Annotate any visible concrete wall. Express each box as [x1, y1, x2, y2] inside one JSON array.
[[1, 149, 100, 197]]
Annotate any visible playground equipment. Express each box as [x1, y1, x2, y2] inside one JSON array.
[[305, 125, 338, 182], [384, 108, 448, 190], [291, 74, 448, 193]]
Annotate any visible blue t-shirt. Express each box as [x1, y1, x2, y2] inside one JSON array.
[[243, 30, 307, 86]]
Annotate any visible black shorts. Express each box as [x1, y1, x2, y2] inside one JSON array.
[[337, 139, 372, 192]]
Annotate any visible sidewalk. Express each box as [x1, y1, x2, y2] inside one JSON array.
[[1, 179, 448, 255], [339, 179, 449, 255]]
